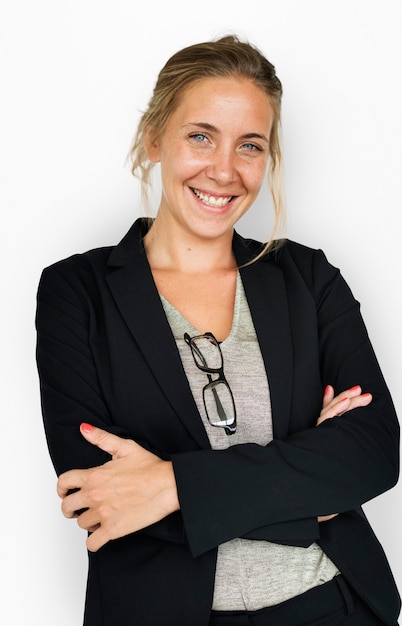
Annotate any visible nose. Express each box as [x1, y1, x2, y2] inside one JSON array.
[[205, 145, 237, 185]]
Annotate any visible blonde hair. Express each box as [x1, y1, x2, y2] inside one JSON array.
[[128, 35, 284, 258]]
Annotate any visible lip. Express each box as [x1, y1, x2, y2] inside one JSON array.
[[190, 187, 237, 209]]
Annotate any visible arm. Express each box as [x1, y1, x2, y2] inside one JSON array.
[[57, 384, 371, 551], [36, 260, 185, 545], [36, 262, 113, 474], [39, 251, 399, 555], [317, 384, 372, 522], [170, 250, 399, 556]]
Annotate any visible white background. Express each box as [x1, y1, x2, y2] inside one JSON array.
[[1, 1, 401, 623]]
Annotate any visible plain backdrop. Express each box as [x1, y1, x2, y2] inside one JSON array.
[[1, 1, 401, 623]]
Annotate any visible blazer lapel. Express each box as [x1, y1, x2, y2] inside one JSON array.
[[234, 234, 293, 440], [106, 220, 210, 448]]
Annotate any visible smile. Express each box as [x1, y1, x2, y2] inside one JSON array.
[[191, 188, 234, 208]]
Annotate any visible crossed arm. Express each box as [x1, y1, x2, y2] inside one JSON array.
[[57, 384, 372, 553]]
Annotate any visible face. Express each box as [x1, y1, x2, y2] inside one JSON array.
[[146, 76, 273, 243]]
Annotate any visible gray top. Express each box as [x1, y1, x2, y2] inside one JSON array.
[[160, 273, 339, 611]]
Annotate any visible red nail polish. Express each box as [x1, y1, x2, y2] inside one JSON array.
[[349, 385, 360, 391], [81, 423, 94, 432], [324, 385, 331, 394]]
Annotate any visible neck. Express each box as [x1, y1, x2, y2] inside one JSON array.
[[143, 216, 237, 274]]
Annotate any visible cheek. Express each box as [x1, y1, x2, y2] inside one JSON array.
[[163, 141, 203, 170], [245, 164, 267, 193]]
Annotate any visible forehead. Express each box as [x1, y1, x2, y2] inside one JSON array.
[[171, 76, 273, 127]]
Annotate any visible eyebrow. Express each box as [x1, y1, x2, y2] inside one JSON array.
[[185, 122, 269, 143]]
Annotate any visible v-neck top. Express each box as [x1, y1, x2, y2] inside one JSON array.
[[160, 272, 272, 449], [160, 273, 339, 611]]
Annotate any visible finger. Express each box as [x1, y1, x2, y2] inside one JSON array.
[[322, 385, 334, 409], [86, 525, 113, 552], [61, 496, 82, 519], [57, 470, 85, 498], [321, 385, 363, 415], [80, 423, 134, 459], [327, 385, 361, 410], [318, 513, 338, 522], [76, 508, 100, 531], [86, 523, 101, 533], [359, 392, 372, 405], [338, 392, 372, 415], [344, 385, 362, 399], [317, 396, 351, 425], [60, 489, 88, 518], [319, 391, 372, 424]]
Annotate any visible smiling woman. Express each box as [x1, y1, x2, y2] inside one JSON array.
[[143, 77, 273, 249], [142, 76, 274, 338], [36, 35, 400, 626]]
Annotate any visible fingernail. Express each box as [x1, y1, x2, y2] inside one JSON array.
[[324, 385, 331, 394], [349, 385, 360, 391], [81, 423, 94, 433]]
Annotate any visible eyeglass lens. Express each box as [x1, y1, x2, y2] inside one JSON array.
[[204, 380, 236, 428]]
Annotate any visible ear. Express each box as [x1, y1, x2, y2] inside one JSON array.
[[144, 128, 160, 163]]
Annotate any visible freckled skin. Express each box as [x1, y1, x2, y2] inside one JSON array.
[[145, 76, 273, 247]]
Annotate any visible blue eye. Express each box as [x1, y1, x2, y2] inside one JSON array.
[[190, 133, 208, 143], [242, 142, 262, 152]]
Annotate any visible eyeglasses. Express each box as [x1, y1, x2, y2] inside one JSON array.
[[184, 331, 237, 435]]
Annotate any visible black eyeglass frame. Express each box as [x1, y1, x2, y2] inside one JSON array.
[[184, 331, 237, 435]]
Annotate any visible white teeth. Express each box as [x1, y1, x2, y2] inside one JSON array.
[[192, 188, 233, 207]]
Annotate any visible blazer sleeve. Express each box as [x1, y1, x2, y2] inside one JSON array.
[[36, 260, 186, 545], [171, 247, 400, 557]]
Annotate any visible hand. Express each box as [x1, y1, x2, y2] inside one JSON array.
[[57, 424, 180, 552], [316, 385, 372, 523], [316, 384, 372, 426]]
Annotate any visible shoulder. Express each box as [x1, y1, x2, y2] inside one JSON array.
[[236, 231, 339, 279], [235, 230, 327, 265], [237, 233, 344, 300], [274, 239, 333, 272], [270, 238, 325, 262], [41, 245, 113, 275], [39, 244, 113, 286], [37, 245, 115, 312], [272, 240, 357, 312], [36, 219, 146, 306]]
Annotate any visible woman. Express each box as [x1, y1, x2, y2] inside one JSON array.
[[36, 35, 400, 625]]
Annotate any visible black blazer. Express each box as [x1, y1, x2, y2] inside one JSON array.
[[36, 218, 400, 625]]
